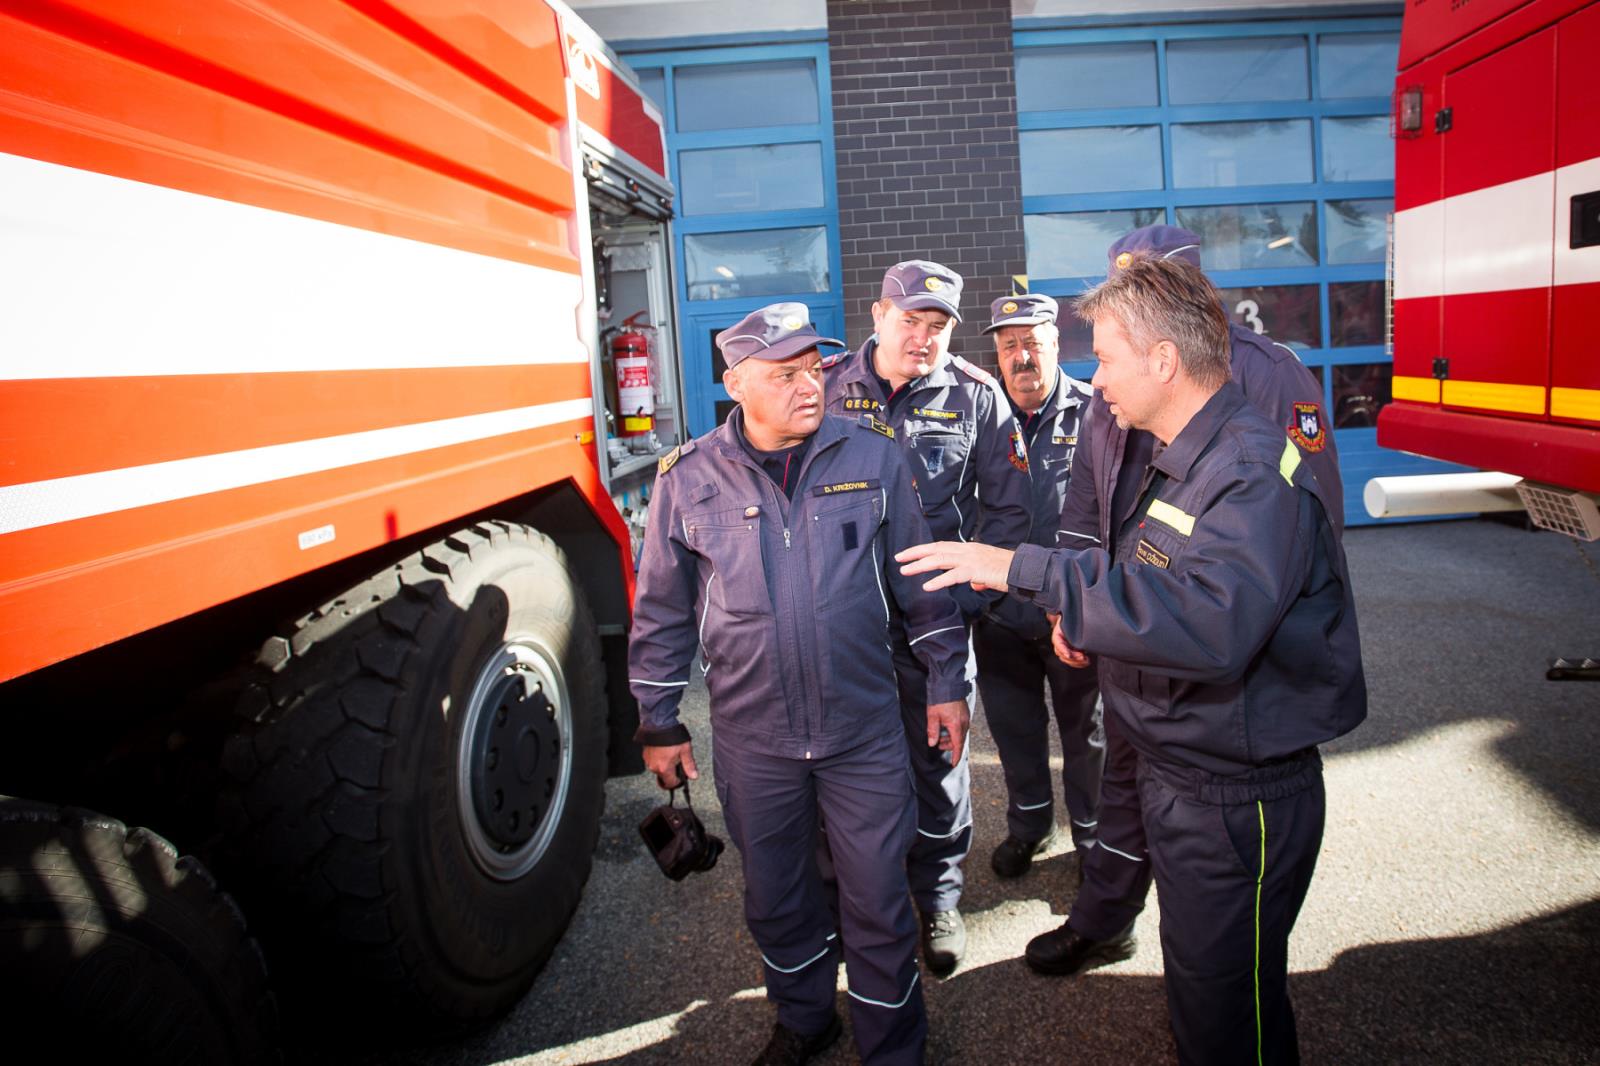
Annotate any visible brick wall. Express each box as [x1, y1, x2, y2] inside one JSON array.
[[826, 0, 1026, 371]]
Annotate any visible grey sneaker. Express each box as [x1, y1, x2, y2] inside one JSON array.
[[919, 907, 966, 977]]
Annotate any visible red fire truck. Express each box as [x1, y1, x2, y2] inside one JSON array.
[[0, 1, 680, 1056], [1378, 0, 1600, 539]]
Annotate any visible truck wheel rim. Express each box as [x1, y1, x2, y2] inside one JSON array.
[[456, 639, 573, 881]]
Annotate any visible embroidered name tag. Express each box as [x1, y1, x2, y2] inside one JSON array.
[[1052, 434, 1078, 445], [1135, 539, 1171, 569], [843, 397, 881, 412], [814, 479, 880, 496], [912, 406, 960, 421]]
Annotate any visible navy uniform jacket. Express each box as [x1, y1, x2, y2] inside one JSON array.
[[1009, 383, 1366, 776], [628, 409, 971, 760], [824, 339, 1033, 619], [987, 370, 1094, 642], [1061, 324, 1343, 552]]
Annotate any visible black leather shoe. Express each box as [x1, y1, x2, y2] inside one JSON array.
[[990, 825, 1059, 879], [1025, 920, 1136, 976], [750, 1013, 842, 1065], [919, 907, 966, 977]]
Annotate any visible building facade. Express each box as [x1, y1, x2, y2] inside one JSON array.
[[571, 0, 1456, 527]]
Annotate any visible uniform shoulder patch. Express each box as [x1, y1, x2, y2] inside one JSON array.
[[1008, 429, 1029, 473], [861, 414, 895, 439], [820, 349, 850, 370], [1286, 401, 1327, 454], [949, 354, 997, 388], [657, 439, 695, 474]]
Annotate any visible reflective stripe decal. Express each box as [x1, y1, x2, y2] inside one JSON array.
[[1278, 439, 1302, 486], [1392, 376, 1441, 403], [1552, 387, 1600, 422], [909, 624, 963, 647], [1442, 380, 1546, 416], [1015, 799, 1051, 811], [761, 942, 834, 974], [0, 398, 592, 535], [1254, 800, 1266, 1066], [848, 970, 921, 1010], [1146, 498, 1195, 536], [630, 679, 688, 688], [1098, 841, 1146, 863]]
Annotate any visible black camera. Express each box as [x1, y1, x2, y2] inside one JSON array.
[[638, 773, 724, 881]]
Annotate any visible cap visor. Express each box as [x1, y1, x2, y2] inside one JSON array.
[[889, 294, 962, 323], [980, 313, 1053, 334], [750, 332, 848, 362]]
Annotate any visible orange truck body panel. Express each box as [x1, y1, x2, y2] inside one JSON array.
[[0, 1, 664, 682]]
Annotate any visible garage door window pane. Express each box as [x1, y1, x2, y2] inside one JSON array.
[[680, 144, 824, 215], [1024, 208, 1165, 278], [1021, 127, 1163, 196], [1176, 202, 1318, 269], [685, 227, 829, 301], [1216, 284, 1322, 348], [1322, 117, 1393, 181], [675, 60, 818, 132], [1332, 362, 1392, 427], [1326, 198, 1392, 264], [1171, 120, 1312, 188], [635, 68, 666, 114], [1319, 33, 1400, 99], [1167, 37, 1308, 104], [1016, 42, 1158, 111], [1329, 281, 1386, 347]]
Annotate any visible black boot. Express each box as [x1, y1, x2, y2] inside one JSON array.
[[751, 1014, 843, 1065], [1025, 920, 1136, 976]]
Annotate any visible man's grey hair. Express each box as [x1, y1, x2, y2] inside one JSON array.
[[1074, 256, 1231, 389]]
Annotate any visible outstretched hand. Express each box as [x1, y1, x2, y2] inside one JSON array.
[[896, 541, 1015, 594]]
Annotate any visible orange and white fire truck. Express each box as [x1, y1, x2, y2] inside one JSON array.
[[1376, 0, 1600, 540], [0, 1, 680, 1056]]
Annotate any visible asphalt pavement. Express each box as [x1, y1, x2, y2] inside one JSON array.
[[294, 516, 1600, 1065]]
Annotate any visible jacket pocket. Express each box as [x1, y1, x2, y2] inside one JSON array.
[[683, 505, 767, 618], [806, 491, 885, 613], [905, 424, 971, 512]]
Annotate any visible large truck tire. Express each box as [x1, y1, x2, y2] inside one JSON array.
[[214, 521, 608, 1031], [0, 797, 279, 1064]]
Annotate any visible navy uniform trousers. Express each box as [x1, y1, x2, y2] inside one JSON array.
[[971, 616, 1104, 849], [893, 637, 975, 914], [1139, 750, 1325, 1065], [714, 727, 927, 1065]]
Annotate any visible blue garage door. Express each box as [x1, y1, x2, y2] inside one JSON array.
[[624, 41, 844, 436], [1015, 13, 1461, 527]]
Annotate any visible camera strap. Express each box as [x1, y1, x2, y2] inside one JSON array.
[[669, 764, 695, 809]]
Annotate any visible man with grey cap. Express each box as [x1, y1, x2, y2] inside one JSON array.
[[1024, 223, 1344, 981], [821, 260, 1032, 976], [629, 301, 971, 1064], [971, 293, 1103, 882]]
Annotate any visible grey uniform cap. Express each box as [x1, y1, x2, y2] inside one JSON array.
[[715, 302, 845, 369], [880, 259, 963, 322], [1107, 224, 1203, 273], [982, 293, 1059, 335]]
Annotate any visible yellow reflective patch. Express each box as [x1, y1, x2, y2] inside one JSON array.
[[1146, 498, 1195, 536], [1278, 437, 1301, 485]]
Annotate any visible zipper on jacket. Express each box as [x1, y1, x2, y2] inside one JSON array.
[[784, 528, 791, 550]]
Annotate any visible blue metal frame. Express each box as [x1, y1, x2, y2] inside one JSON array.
[[618, 41, 845, 434], [1015, 14, 1438, 526]]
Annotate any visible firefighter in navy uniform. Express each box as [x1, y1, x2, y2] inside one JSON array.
[[969, 293, 1105, 879], [820, 260, 1032, 976], [629, 303, 972, 1065], [900, 256, 1366, 1066], [1036, 224, 1349, 986]]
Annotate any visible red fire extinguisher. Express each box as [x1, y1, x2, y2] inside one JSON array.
[[611, 311, 655, 438]]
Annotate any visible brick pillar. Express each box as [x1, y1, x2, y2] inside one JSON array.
[[827, 0, 1025, 372]]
